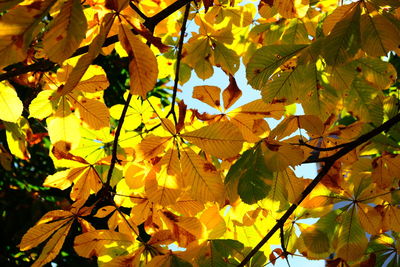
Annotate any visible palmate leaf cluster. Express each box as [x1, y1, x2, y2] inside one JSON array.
[[0, 0, 400, 266]]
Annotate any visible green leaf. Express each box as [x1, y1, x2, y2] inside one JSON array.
[[336, 206, 368, 262], [225, 145, 274, 204], [197, 239, 244, 267], [321, 2, 361, 66], [246, 44, 308, 90], [353, 57, 397, 90], [281, 18, 310, 44], [360, 3, 400, 57], [211, 40, 240, 75], [345, 77, 383, 123]]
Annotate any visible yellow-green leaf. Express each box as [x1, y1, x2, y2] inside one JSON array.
[[0, 82, 23, 123]]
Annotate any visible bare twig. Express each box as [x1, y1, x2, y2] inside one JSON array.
[[238, 113, 400, 266], [167, 2, 191, 124], [105, 93, 133, 187], [295, 139, 352, 151]]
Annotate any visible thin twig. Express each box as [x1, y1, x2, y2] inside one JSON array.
[[105, 93, 133, 187], [238, 113, 400, 266], [295, 139, 351, 151], [167, 2, 191, 124]]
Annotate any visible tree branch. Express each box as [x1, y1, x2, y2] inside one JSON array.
[[0, 0, 192, 83], [238, 113, 400, 266], [167, 2, 191, 124], [129, 1, 148, 20], [105, 93, 133, 187], [143, 0, 192, 31]]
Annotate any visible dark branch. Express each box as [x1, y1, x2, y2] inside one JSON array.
[[105, 93, 133, 187], [167, 2, 191, 124], [0, 60, 56, 83], [129, 1, 148, 20], [144, 0, 192, 32], [238, 112, 400, 266], [0, 0, 192, 83], [295, 138, 349, 151]]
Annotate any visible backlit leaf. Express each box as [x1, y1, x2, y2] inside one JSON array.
[[225, 145, 274, 204], [246, 44, 308, 90], [0, 82, 23, 123], [43, 0, 87, 63], [181, 121, 244, 159], [119, 23, 158, 98], [192, 85, 221, 110], [180, 148, 224, 203]]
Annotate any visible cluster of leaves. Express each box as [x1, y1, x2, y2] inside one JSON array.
[[1, 0, 400, 266]]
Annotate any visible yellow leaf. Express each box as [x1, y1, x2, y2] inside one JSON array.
[[4, 117, 30, 160], [124, 161, 149, 189], [262, 139, 304, 171], [160, 118, 176, 135], [274, 0, 309, 19], [47, 113, 81, 150], [59, 13, 115, 95], [181, 121, 244, 159], [135, 135, 172, 161], [299, 226, 331, 257], [357, 203, 383, 235], [74, 230, 136, 258], [270, 115, 324, 139], [145, 167, 182, 206], [192, 85, 221, 110], [160, 210, 205, 247], [336, 207, 368, 262], [230, 114, 264, 142], [170, 194, 205, 217], [20, 218, 71, 251], [118, 23, 158, 98], [386, 205, 400, 232], [228, 100, 285, 120], [43, 169, 74, 190], [372, 153, 400, 189], [0, 0, 57, 67], [70, 96, 110, 130], [70, 165, 103, 201], [94, 205, 116, 218], [42, 0, 87, 63], [199, 205, 226, 239], [31, 222, 73, 267], [210, 40, 240, 75], [180, 148, 224, 203], [74, 65, 110, 93], [29, 90, 55, 120], [0, 82, 23, 122], [110, 96, 153, 130]]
